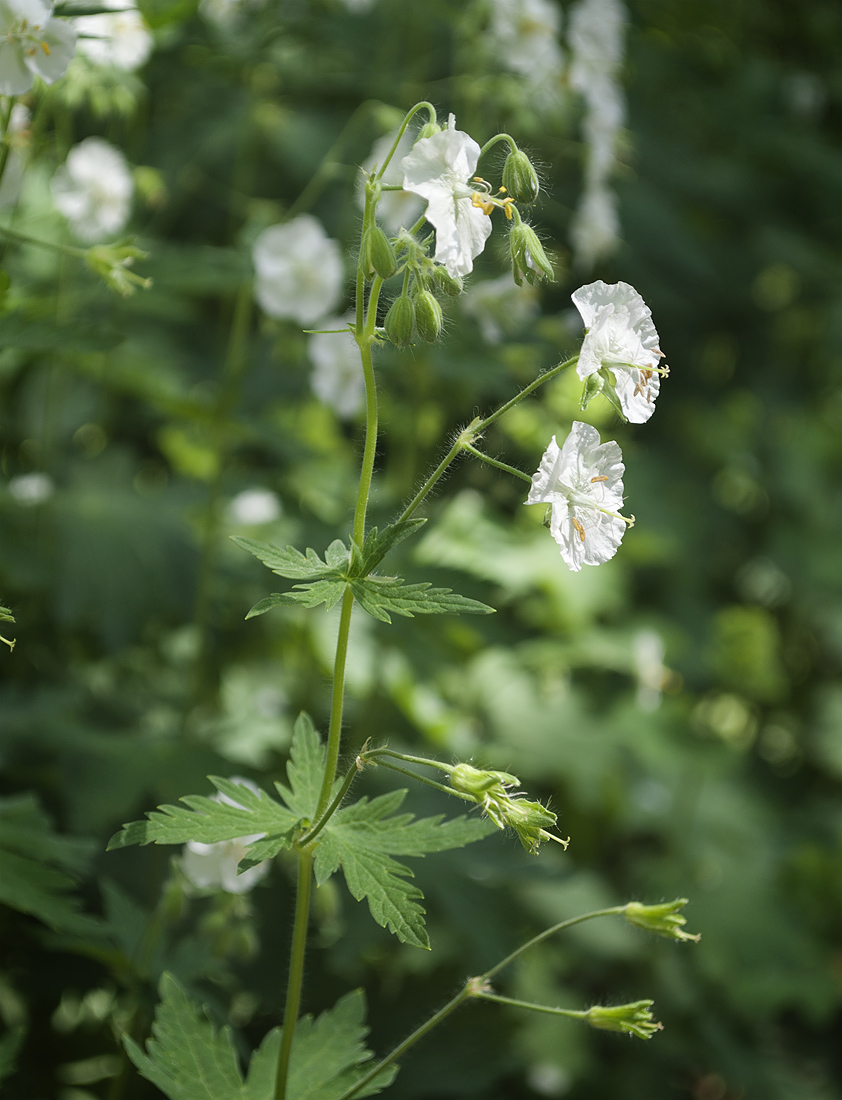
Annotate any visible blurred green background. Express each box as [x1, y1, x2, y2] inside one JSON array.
[[1, 0, 841, 1097]]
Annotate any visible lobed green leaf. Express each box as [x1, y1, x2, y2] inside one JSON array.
[[351, 577, 495, 624]]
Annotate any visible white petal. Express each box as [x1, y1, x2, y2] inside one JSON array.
[[0, 40, 32, 95], [526, 434, 563, 504], [27, 18, 77, 84]]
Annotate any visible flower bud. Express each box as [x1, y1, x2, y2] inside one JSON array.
[[433, 266, 464, 297], [586, 1001, 662, 1040], [384, 294, 415, 347], [364, 226, 397, 280], [416, 120, 441, 141], [450, 763, 519, 796], [509, 223, 554, 287], [413, 288, 443, 343], [624, 899, 700, 943], [579, 370, 604, 411], [502, 148, 540, 203]]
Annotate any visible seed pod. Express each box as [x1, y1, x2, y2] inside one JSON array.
[[433, 266, 463, 297], [384, 294, 415, 347], [367, 226, 397, 279], [502, 148, 540, 203], [413, 289, 443, 343], [509, 222, 554, 286]]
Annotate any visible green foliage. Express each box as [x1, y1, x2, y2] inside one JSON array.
[[0, 1029, 25, 1084], [126, 973, 394, 1100], [0, 794, 100, 934]]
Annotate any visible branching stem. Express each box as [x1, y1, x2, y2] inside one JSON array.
[[275, 848, 314, 1100]]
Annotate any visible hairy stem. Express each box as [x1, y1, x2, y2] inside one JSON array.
[[275, 848, 314, 1100], [473, 990, 586, 1021], [373, 101, 436, 183], [462, 443, 533, 484]]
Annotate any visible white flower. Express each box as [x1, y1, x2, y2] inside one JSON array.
[[227, 488, 281, 526], [73, 0, 152, 72], [526, 421, 632, 571], [360, 128, 424, 234], [308, 315, 364, 420], [181, 777, 271, 895], [8, 471, 54, 505], [0, 0, 76, 95], [488, 0, 565, 96], [633, 629, 666, 712], [462, 273, 539, 344], [252, 215, 344, 326], [51, 137, 133, 243], [400, 115, 493, 279], [572, 280, 666, 424]]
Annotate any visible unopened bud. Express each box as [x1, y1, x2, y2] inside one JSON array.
[[364, 226, 397, 280], [416, 121, 441, 141], [586, 1001, 662, 1040], [624, 899, 700, 943], [413, 288, 442, 343], [502, 148, 539, 203], [384, 294, 415, 347], [434, 266, 463, 297], [450, 763, 519, 796], [510, 223, 554, 287], [579, 371, 604, 410]]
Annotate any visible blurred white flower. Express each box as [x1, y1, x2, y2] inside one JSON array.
[[51, 137, 133, 243], [401, 114, 493, 278], [572, 280, 666, 423], [252, 215, 344, 326], [526, 421, 632, 571], [0, 0, 76, 95], [633, 629, 666, 712], [73, 0, 153, 72], [308, 315, 364, 420], [567, 0, 627, 266], [488, 0, 565, 98], [462, 273, 539, 344], [227, 488, 281, 526], [0, 104, 30, 208], [360, 128, 424, 234], [181, 777, 271, 895], [338, 0, 375, 10], [7, 471, 54, 505]]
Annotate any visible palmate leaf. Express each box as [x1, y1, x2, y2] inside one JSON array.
[[126, 973, 394, 1100], [314, 790, 497, 949], [350, 577, 495, 624], [233, 536, 349, 580], [352, 519, 427, 575], [245, 579, 347, 619], [0, 794, 101, 935]]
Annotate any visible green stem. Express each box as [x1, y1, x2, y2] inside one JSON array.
[[397, 355, 577, 522], [314, 587, 355, 820], [473, 990, 586, 1021], [275, 849, 314, 1100], [0, 223, 86, 260], [478, 132, 519, 161], [337, 983, 476, 1100], [373, 101, 436, 183], [0, 96, 15, 192], [372, 759, 475, 803], [367, 747, 457, 774], [462, 443, 533, 484], [298, 755, 362, 847], [336, 905, 626, 1094]]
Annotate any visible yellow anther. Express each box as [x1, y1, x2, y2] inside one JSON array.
[[471, 193, 495, 216], [572, 517, 586, 542], [41, 39, 50, 54], [591, 475, 608, 483]]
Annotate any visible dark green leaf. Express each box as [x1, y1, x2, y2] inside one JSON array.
[[0, 1027, 25, 1084], [352, 519, 427, 576], [350, 577, 495, 624]]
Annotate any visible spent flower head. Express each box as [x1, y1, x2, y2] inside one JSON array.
[[253, 215, 344, 326], [450, 763, 568, 855], [572, 280, 667, 423], [85, 241, 150, 296], [52, 137, 133, 243], [0, 0, 76, 95], [527, 421, 633, 572], [586, 1000, 662, 1040], [624, 898, 700, 943], [401, 114, 502, 278]]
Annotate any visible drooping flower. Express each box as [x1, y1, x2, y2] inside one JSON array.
[[400, 115, 494, 279], [0, 0, 76, 96], [526, 421, 633, 571], [51, 137, 133, 242], [572, 280, 667, 423], [308, 316, 365, 420], [73, 0, 153, 72], [181, 777, 271, 895], [252, 215, 344, 326], [360, 127, 424, 234]]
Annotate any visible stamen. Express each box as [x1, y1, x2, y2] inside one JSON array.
[[572, 517, 586, 542], [471, 193, 495, 216], [591, 475, 608, 483], [41, 39, 50, 54]]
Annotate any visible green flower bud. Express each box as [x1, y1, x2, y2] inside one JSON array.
[[384, 294, 415, 347], [433, 266, 464, 297], [624, 899, 700, 943], [417, 120, 441, 141], [509, 223, 554, 287], [450, 763, 519, 796], [413, 288, 443, 343], [502, 148, 540, 203], [364, 226, 397, 280], [579, 370, 604, 410], [586, 1001, 662, 1041]]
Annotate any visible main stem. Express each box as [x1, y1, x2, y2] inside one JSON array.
[[275, 848, 314, 1100]]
